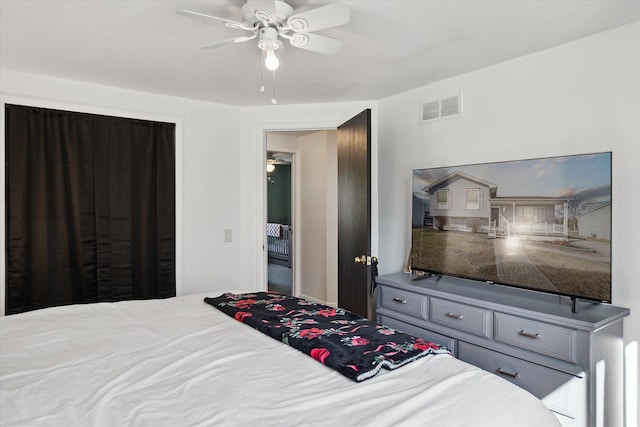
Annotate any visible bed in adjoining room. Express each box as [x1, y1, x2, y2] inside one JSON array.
[[0, 292, 560, 427]]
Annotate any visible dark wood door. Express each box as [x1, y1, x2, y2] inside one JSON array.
[[337, 109, 372, 318]]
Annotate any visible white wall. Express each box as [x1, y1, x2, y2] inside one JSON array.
[[325, 131, 338, 306], [298, 132, 329, 302], [378, 21, 640, 421], [0, 69, 245, 303]]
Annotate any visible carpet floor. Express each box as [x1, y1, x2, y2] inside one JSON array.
[[268, 263, 292, 295]]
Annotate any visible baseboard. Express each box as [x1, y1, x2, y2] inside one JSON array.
[[298, 292, 337, 308]]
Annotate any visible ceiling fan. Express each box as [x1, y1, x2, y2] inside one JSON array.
[[268, 152, 292, 165], [266, 152, 291, 182], [178, 0, 350, 57], [178, 0, 350, 103]]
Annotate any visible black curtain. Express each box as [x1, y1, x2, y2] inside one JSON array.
[[5, 104, 176, 314]]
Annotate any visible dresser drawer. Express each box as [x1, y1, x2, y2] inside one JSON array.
[[494, 313, 577, 363], [429, 298, 491, 339], [379, 287, 427, 320], [379, 314, 457, 356], [458, 342, 583, 420]]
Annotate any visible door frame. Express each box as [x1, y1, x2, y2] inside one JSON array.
[[256, 116, 378, 304]]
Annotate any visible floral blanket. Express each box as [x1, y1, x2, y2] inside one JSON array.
[[204, 292, 452, 382]]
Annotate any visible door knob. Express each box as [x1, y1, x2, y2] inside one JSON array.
[[354, 255, 378, 265]]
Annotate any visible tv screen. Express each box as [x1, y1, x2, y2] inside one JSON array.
[[411, 152, 612, 303]]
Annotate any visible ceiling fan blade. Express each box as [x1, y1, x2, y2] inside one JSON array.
[[200, 34, 257, 49], [286, 4, 350, 33], [176, 10, 253, 31], [289, 33, 342, 55]]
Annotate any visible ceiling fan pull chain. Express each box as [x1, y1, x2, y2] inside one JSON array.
[[259, 50, 265, 92], [271, 70, 277, 104]]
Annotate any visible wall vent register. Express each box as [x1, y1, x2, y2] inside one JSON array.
[[420, 92, 462, 123]]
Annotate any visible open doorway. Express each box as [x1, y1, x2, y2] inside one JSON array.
[[266, 151, 293, 295], [266, 130, 338, 306], [262, 110, 372, 313]]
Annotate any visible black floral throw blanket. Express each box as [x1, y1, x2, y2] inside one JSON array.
[[204, 292, 452, 382]]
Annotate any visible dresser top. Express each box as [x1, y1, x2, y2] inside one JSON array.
[[377, 273, 629, 331]]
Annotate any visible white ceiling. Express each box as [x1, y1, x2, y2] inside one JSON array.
[[2, 0, 640, 106]]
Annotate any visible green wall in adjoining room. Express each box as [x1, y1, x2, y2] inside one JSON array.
[[267, 164, 291, 225]]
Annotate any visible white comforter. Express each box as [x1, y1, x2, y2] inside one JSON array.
[[1, 293, 560, 427]]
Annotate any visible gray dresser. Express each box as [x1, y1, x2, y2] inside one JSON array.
[[375, 273, 629, 427]]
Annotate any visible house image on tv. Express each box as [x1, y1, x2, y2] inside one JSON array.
[[424, 171, 571, 240], [576, 203, 611, 241]]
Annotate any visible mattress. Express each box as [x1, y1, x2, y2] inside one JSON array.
[[0, 293, 560, 426]]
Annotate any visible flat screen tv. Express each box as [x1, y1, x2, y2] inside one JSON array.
[[411, 152, 612, 303]]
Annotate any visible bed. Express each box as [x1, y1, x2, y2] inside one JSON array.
[[0, 292, 560, 426], [267, 223, 291, 267]]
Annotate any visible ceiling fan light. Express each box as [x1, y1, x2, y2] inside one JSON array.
[[265, 50, 280, 71]]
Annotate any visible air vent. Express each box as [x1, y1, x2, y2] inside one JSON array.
[[422, 100, 440, 121], [420, 92, 463, 124]]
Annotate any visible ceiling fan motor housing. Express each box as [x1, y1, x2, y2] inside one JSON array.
[[258, 27, 280, 51]]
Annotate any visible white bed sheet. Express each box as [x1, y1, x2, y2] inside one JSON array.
[[1, 293, 560, 427]]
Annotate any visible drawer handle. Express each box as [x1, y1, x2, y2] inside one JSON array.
[[445, 312, 464, 319], [392, 297, 407, 304], [496, 368, 521, 379], [518, 330, 541, 339]]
